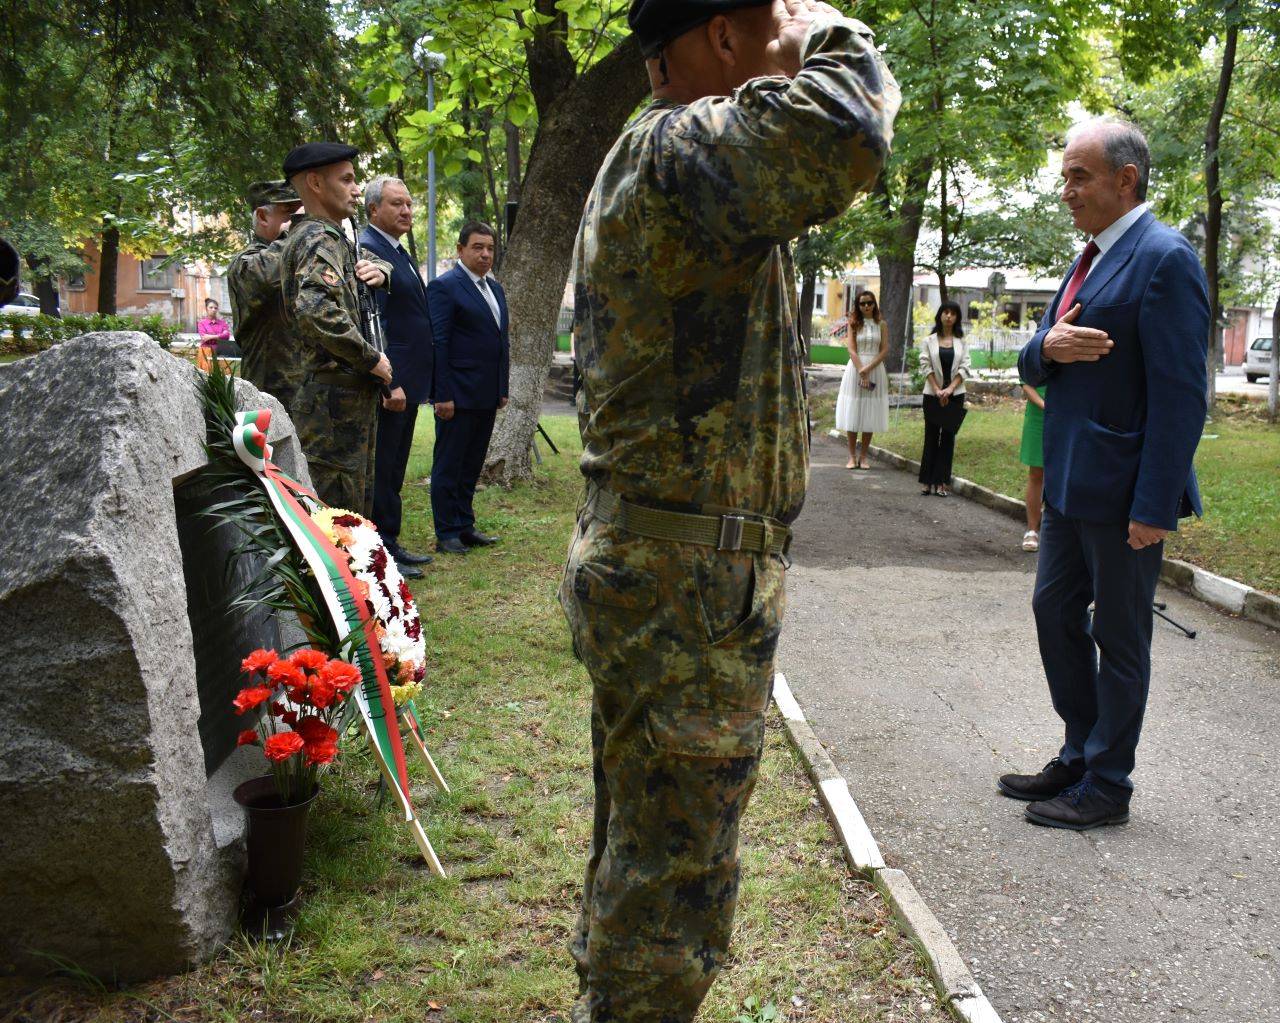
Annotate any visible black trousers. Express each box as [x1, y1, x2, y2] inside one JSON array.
[[372, 401, 419, 545], [919, 394, 963, 485], [430, 406, 497, 541]]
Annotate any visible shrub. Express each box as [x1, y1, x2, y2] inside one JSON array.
[[0, 313, 179, 356], [904, 346, 925, 392]]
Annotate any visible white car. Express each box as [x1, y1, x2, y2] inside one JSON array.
[[1244, 336, 1273, 383], [1, 292, 40, 316]]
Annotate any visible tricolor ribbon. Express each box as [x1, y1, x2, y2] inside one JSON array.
[[230, 409, 414, 819]]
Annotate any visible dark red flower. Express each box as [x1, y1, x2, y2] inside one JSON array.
[[264, 731, 305, 762], [268, 701, 285, 717], [333, 514, 363, 528], [398, 580, 413, 603], [281, 710, 298, 726], [236, 729, 259, 747], [405, 618, 421, 641], [241, 649, 278, 675], [295, 716, 338, 744], [232, 685, 273, 715]]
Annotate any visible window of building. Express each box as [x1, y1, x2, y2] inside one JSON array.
[[139, 257, 178, 292], [814, 288, 826, 313], [65, 272, 86, 291], [967, 303, 982, 323], [1026, 303, 1047, 328], [1001, 302, 1022, 327]]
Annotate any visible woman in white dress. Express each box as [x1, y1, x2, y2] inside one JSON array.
[[834, 290, 890, 469]]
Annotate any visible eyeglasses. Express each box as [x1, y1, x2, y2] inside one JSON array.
[[858, 300, 875, 307]]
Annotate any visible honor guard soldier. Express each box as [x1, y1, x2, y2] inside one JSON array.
[[559, 1, 900, 1019], [227, 180, 304, 412], [279, 142, 394, 517]]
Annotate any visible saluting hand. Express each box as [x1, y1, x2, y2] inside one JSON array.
[[354, 259, 386, 289], [1043, 303, 1113, 364], [767, 0, 842, 78]]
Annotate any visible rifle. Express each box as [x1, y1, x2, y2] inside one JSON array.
[[348, 209, 392, 398]]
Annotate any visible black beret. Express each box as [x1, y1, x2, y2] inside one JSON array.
[[282, 142, 359, 179], [628, 0, 771, 58], [246, 180, 301, 210]]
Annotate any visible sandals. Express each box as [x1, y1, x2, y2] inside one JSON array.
[[1022, 530, 1040, 552]]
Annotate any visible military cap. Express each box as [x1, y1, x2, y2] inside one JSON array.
[[246, 180, 301, 210], [628, 0, 771, 57], [282, 141, 360, 179]]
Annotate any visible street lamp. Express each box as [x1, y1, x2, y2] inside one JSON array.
[[413, 39, 446, 281]]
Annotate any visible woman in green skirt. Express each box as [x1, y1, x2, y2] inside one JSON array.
[[1019, 383, 1047, 551]]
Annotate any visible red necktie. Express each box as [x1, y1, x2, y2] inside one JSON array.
[[1056, 240, 1100, 321]]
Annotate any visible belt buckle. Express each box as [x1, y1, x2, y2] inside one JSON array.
[[718, 514, 745, 551]]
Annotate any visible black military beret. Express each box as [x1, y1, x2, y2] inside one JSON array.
[[628, 0, 772, 57], [282, 142, 359, 179], [246, 180, 301, 210]]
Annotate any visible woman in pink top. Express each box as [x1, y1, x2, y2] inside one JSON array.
[[197, 298, 230, 348]]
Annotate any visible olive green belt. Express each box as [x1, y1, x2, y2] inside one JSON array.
[[313, 370, 377, 389], [587, 488, 792, 557]]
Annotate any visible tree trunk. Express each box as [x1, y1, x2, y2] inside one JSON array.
[[937, 156, 949, 303], [97, 222, 119, 315], [482, 36, 649, 485], [871, 162, 932, 372], [1269, 290, 1278, 422], [24, 253, 60, 316], [1203, 19, 1239, 408], [798, 270, 817, 357]]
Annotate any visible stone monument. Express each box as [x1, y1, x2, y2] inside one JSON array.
[[0, 333, 311, 980]]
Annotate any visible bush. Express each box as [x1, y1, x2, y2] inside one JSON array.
[[0, 312, 179, 356], [904, 346, 925, 392]]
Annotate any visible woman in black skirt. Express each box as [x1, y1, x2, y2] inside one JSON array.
[[918, 300, 971, 496]]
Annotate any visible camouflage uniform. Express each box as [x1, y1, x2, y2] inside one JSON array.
[[560, 16, 899, 1022], [280, 215, 392, 517], [227, 233, 304, 412]]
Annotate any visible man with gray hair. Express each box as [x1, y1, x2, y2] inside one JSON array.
[[1004, 117, 1209, 830], [359, 175, 436, 574]]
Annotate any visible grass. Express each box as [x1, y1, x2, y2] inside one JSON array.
[[2, 415, 948, 1023], [814, 391, 1280, 595]]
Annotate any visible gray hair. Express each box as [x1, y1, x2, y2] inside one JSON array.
[[364, 175, 407, 211], [1068, 117, 1151, 202]]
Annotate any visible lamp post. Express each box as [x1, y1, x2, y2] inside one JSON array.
[[413, 41, 446, 281]]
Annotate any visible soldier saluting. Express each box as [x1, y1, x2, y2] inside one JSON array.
[[560, 1, 899, 1020], [280, 142, 393, 517], [227, 179, 304, 412]]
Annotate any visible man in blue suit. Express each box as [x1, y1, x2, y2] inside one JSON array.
[[1003, 119, 1208, 830], [360, 176, 436, 577], [427, 222, 510, 554]]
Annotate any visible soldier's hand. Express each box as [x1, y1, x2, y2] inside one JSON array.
[[767, 0, 842, 77], [355, 259, 387, 289], [434, 400, 456, 421], [382, 386, 407, 412], [373, 353, 393, 384]]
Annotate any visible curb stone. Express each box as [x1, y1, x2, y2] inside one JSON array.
[[772, 673, 1005, 1023], [866, 444, 1280, 632]]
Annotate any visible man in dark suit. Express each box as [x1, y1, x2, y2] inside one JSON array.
[[1004, 119, 1208, 831], [426, 221, 510, 555], [360, 176, 435, 577]]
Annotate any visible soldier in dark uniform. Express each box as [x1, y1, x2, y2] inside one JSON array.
[[279, 142, 393, 517], [227, 180, 304, 412], [559, 1, 899, 1019]]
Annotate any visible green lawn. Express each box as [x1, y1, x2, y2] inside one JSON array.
[[4, 415, 947, 1023], [815, 392, 1280, 595]]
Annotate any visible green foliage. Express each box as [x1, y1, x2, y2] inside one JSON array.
[[0, 313, 179, 354], [735, 994, 780, 1023]]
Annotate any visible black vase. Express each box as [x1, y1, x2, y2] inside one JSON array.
[[233, 776, 319, 936]]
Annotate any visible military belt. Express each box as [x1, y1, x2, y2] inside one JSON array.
[[588, 489, 791, 557], [313, 370, 377, 389]]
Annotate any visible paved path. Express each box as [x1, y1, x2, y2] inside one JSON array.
[[777, 434, 1280, 1023]]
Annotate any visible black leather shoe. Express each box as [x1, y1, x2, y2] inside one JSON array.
[[1025, 779, 1130, 831], [437, 537, 470, 554], [394, 559, 424, 579], [998, 757, 1084, 801], [460, 529, 499, 547], [391, 544, 434, 565]]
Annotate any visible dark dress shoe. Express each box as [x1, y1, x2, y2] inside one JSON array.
[[437, 537, 470, 554], [394, 559, 424, 579], [1025, 779, 1130, 831], [998, 757, 1084, 801], [460, 529, 499, 547], [391, 544, 433, 565]]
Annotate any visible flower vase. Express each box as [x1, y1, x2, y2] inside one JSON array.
[[233, 775, 320, 939]]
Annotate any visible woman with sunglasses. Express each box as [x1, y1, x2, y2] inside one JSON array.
[[834, 290, 889, 469]]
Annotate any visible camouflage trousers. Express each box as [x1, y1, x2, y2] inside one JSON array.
[[559, 504, 787, 1023], [291, 377, 379, 519]]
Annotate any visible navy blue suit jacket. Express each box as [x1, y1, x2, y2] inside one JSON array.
[[427, 263, 510, 409], [359, 226, 434, 405], [1019, 211, 1208, 531]]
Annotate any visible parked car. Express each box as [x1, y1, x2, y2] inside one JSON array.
[[1244, 336, 1273, 383], [1, 292, 40, 316]]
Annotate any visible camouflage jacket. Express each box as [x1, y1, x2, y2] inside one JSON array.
[[280, 216, 392, 379], [572, 16, 899, 525], [227, 233, 303, 404]]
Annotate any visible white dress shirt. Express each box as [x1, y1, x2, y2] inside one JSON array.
[[460, 261, 502, 326], [370, 222, 406, 253], [1086, 202, 1149, 278]]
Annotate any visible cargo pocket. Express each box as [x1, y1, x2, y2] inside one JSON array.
[[573, 561, 658, 613], [646, 705, 764, 759], [691, 547, 758, 646]]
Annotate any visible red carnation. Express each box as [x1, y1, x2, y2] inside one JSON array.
[[267, 660, 306, 691], [398, 580, 413, 603], [309, 677, 337, 709], [268, 701, 285, 717], [263, 731, 305, 762], [281, 710, 298, 726], [232, 685, 273, 715], [241, 649, 278, 674], [289, 648, 328, 672], [333, 514, 363, 528], [319, 658, 361, 693], [236, 729, 259, 747], [295, 716, 338, 744], [304, 739, 339, 766]]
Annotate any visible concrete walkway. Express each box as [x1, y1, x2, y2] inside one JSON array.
[[777, 433, 1280, 1023]]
